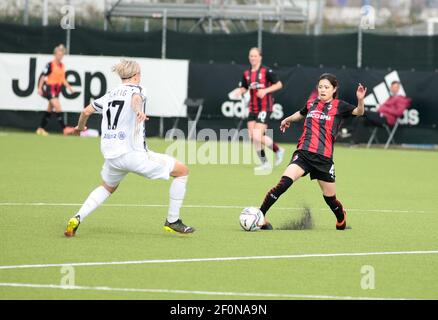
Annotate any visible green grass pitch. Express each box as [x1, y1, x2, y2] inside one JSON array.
[[0, 131, 437, 299]]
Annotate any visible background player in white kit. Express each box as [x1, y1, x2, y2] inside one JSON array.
[[64, 59, 195, 236]]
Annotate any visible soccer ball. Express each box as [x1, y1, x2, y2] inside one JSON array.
[[239, 207, 265, 231]]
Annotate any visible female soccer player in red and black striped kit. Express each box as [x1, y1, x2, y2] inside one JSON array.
[[258, 73, 366, 230], [236, 47, 284, 172]]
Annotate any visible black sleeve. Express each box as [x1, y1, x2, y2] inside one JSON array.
[[38, 63, 51, 83], [338, 100, 356, 118], [42, 62, 52, 76], [266, 68, 279, 84], [299, 105, 308, 116], [240, 73, 248, 89]]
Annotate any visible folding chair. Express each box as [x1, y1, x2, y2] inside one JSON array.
[[366, 119, 401, 149], [185, 98, 204, 140], [167, 98, 203, 140], [232, 116, 246, 141]]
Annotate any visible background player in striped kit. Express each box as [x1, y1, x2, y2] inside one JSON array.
[[258, 73, 366, 230], [64, 59, 195, 237], [36, 44, 75, 136], [235, 47, 284, 172]]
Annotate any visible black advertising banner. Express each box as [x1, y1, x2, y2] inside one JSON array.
[[2, 23, 438, 70], [188, 63, 438, 144]]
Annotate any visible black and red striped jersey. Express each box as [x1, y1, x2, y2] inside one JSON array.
[[41, 60, 65, 85], [240, 66, 279, 113], [297, 98, 356, 159]]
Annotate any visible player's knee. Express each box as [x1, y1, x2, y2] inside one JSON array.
[[180, 164, 189, 176], [103, 182, 118, 194], [252, 133, 262, 143], [172, 162, 189, 177]]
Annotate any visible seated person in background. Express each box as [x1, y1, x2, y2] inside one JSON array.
[[344, 81, 411, 143]]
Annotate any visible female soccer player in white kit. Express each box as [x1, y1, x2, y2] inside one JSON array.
[[64, 59, 195, 236]]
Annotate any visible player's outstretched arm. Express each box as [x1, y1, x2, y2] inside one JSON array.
[[280, 111, 304, 133], [352, 83, 366, 116], [74, 104, 95, 135]]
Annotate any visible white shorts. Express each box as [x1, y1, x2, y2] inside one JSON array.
[[101, 150, 176, 187]]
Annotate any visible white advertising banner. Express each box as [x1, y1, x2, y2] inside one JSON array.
[[0, 53, 188, 117]]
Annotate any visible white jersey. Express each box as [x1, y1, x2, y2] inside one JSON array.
[[91, 83, 147, 159]]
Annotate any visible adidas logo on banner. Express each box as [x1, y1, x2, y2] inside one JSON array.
[[364, 70, 419, 125]]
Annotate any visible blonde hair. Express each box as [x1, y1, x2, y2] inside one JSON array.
[[249, 47, 262, 56], [112, 59, 141, 80], [54, 44, 66, 54]]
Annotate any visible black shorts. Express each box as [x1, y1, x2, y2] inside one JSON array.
[[289, 149, 335, 183], [42, 84, 62, 100], [247, 111, 272, 124]]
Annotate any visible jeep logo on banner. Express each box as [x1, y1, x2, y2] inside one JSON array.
[[0, 53, 189, 117], [11, 57, 107, 107]]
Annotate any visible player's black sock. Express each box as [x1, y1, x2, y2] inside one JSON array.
[[257, 149, 267, 163], [323, 195, 345, 222], [56, 112, 66, 129], [39, 111, 51, 129], [260, 176, 293, 215]]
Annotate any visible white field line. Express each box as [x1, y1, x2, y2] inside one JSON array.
[[0, 202, 428, 214], [1, 250, 437, 271], [0, 282, 416, 300]]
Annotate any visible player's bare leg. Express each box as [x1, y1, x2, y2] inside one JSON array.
[[317, 180, 346, 230], [253, 123, 272, 172], [64, 182, 117, 237], [253, 123, 267, 165], [247, 120, 256, 156], [163, 160, 195, 234], [256, 122, 284, 166], [249, 120, 268, 170], [263, 133, 285, 166], [258, 164, 305, 229], [247, 120, 255, 138]]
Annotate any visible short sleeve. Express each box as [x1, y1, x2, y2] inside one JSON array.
[[240, 73, 249, 89], [91, 94, 107, 114], [42, 62, 52, 76], [266, 68, 279, 84], [299, 105, 308, 116], [131, 86, 146, 101], [338, 100, 356, 118], [132, 85, 145, 97], [131, 87, 147, 112], [300, 98, 314, 116]]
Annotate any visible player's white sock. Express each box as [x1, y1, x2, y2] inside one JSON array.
[[167, 175, 188, 223], [75, 186, 111, 221]]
